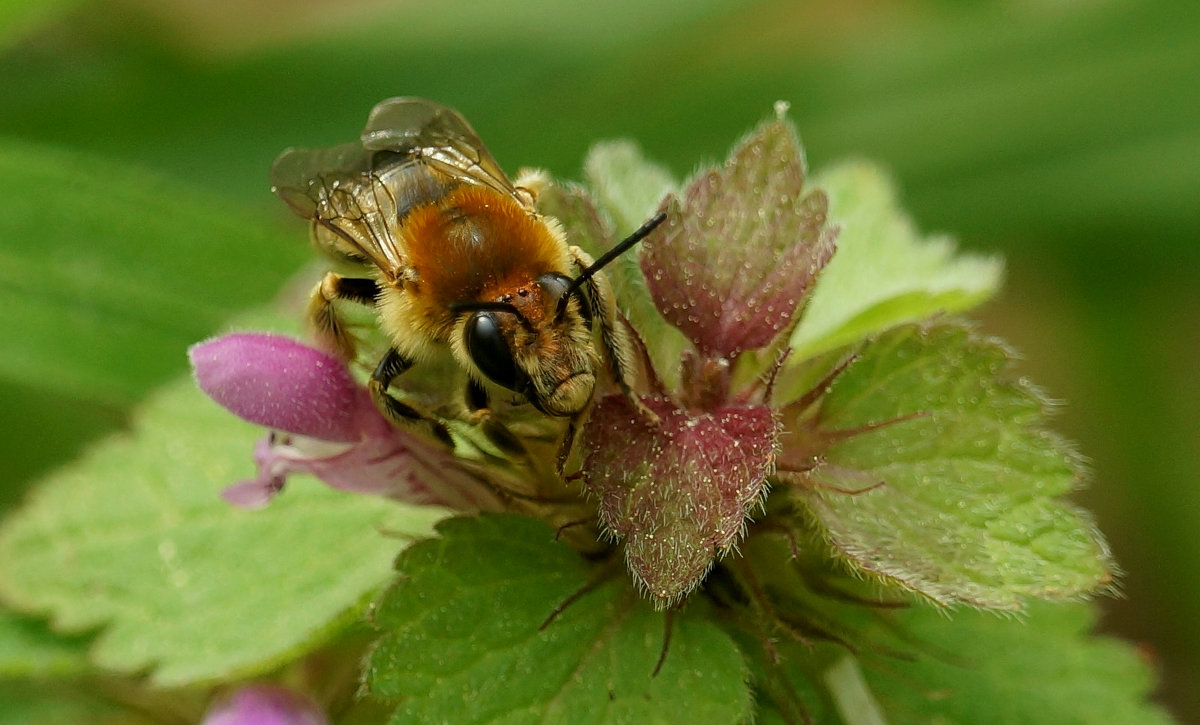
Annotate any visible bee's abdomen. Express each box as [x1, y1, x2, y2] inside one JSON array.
[[375, 153, 458, 222]]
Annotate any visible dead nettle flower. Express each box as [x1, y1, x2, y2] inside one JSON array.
[[188, 333, 503, 512], [202, 684, 328, 725], [581, 107, 837, 607]]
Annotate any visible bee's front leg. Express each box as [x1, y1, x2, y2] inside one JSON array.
[[308, 273, 380, 361], [556, 411, 587, 476], [568, 247, 660, 426], [369, 347, 453, 447], [464, 378, 533, 461], [464, 377, 490, 418]]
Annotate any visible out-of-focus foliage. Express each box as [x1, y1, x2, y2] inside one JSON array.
[[0, 0, 1194, 719]]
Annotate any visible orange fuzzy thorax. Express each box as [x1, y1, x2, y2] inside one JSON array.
[[400, 185, 569, 317]]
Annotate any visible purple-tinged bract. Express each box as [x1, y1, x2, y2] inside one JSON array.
[[640, 117, 836, 361], [582, 396, 779, 606]]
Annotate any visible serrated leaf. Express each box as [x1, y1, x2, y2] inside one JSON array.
[[367, 514, 751, 725], [582, 396, 779, 606], [737, 538, 1165, 723], [791, 161, 1003, 359], [792, 321, 1111, 608], [641, 117, 835, 360], [0, 139, 308, 407], [0, 375, 445, 686], [741, 595, 1171, 724], [859, 601, 1173, 724]]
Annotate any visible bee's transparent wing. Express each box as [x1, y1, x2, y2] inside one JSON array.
[[361, 97, 519, 198], [271, 142, 406, 279]]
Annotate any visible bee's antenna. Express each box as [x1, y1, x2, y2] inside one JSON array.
[[450, 300, 536, 334], [556, 211, 667, 320]]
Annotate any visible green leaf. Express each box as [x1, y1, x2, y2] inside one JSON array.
[[367, 514, 751, 724], [0, 139, 309, 408], [863, 601, 1173, 724], [791, 161, 1003, 359], [737, 537, 1165, 722], [792, 321, 1111, 608], [582, 140, 676, 237], [743, 595, 1170, 724], [0, 609, 91, 678], [0, 374, 446, 686]]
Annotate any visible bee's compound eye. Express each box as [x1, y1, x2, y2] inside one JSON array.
[[537, 272, 572, 302], [465, 312, 526, 393], [539, 272, 590, 326]]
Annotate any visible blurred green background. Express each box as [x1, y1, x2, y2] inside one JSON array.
[[0, 0, 1195, 719]]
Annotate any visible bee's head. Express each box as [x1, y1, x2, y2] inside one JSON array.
[[456, 272, 597, 417], [455, 211, 667, 418]]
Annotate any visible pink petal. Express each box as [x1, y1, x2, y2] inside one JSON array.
[[228, 433, 506, 512], [221, 480, 279, 509], [189, 334, 361, 442], [220, 437, 289, 508], [202, 684, 328, 725], [192, 333, 505, 513]]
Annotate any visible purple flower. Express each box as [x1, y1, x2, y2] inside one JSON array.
[[202, 684, 328, 725], [189, 333, 502, 511]]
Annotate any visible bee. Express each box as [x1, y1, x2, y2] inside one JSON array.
[[270, 97, 662, 468]]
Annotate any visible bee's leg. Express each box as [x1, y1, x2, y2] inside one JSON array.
[[369, 347, 453, 446], [308, 273, 380, 361], [556, 411, 586, 475], [369, 347, 416, 419], [465, 377, 490, 416], [465, 378, 530, 460], [568, 247, 660, 424]]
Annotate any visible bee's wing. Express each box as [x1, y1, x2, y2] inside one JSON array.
[[360, 97, 520, 199], [271, 142, 407, 279]]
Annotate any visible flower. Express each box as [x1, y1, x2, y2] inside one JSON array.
[[201, 684, 328, 725], [189, 333, 503, 511]]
